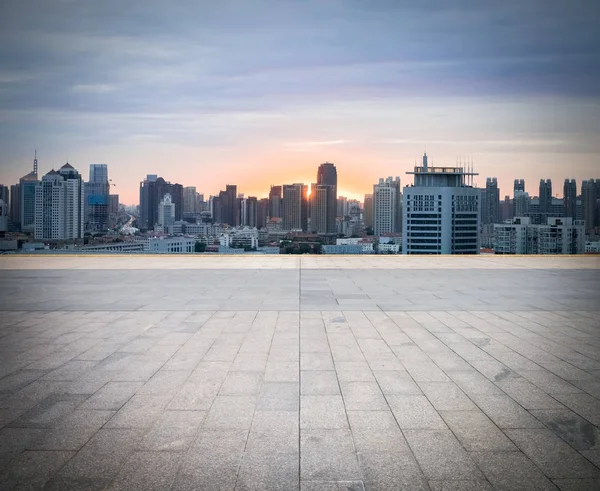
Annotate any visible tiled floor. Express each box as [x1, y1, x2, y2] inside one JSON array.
[[0, 255, 599, 490]]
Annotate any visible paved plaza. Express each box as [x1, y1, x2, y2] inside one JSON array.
[[1, 255, 600, 491]]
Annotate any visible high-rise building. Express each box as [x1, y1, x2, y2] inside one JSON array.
[[269, 185, 282, 219], [0, 198, 7, 232], [494, 217, 585, 254], [363, 194, 374, 229], [20, 172, 39, 233], [373, 177, 401, 236], [337, 196, 348, 217], [403, 153, 480, 254], [563, 179, 577, 220], [0, 185, 8, 210], [282, 183, 308, 231], [10, 184, 20, 228], [109, 195, 119, 215], [242, 197, 258, 227], [157, 193, 176, 231], [483, 177, 500, 224], [581, 179, 600, 233], [257, 198, 269, 229], [139, 175, 184, 230], [85, 164, 110, 231], [34, 163, 84, 240], [514, 179, 525, 195], [183, 187, 197, 214], [216, 184, 238, 226], [312, 162, 337, 234], [500, 195, 512, 222], [539, 179, 552, 224]]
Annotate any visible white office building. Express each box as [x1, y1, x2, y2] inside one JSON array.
[[494, 217, 585, 254], [373, 177, 401, 236], [156, 193, 175, 232], [402, 154, 480, 254], [146, 236, 196, 253], [34, 164, 84, 241]]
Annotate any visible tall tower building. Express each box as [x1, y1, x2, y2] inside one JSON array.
[[157, 193, 176, 231], [10, 184, 20, 228], [243, 197, 258, 227], [563, 179, 577, 220], [539, 179, 552, 225], [183, 186, 197, 214], [257, 198, 269, 229], [483, 177, 500, 224], [269, 186, 282, 219], [313, 162, 337, 234], [282, 183, 308, 231], [34, 163, 84, 240], [581, 179, 600, 233], [139, 175, 184, 230], [85, 164, 110, 231], [403, 153, 480, 254], [19, 151, 40, 233], [514, 179, 525, 195], [363, 194, 374, 229], [373, 177, 401, 236]]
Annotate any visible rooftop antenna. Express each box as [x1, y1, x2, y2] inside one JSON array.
[[33, 149, 38, 177]]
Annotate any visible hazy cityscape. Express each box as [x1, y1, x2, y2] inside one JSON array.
[[0, 153, 599, 255], [1, 1, 600, 491]]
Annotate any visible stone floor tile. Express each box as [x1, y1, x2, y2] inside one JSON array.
[[137, 410, 205, 452], [301, 395, 348, 429], [551, 478, 600, 491], [373, 371, 422, 395], [300, 429, 362, 481], [505, 428, 600, 479], [440, 410, 517, 452], [347, 410, 411, 454], [301, 371, 340, 395], [471, 451, 561, 491], [339, 381, 387, 410], [219, 371, 263, 396], [203, 395, 257, 430], [106, 451, 181, 491], [80, 381, 143, 410], [257, 382, 299, 411], [387, 395, 447, 430], [357, 452, 429, 490], [418, 381, 477, 411], [404, 429, 484, 480]]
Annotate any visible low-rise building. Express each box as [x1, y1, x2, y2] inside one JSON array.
[[146, 236, 196, 253]]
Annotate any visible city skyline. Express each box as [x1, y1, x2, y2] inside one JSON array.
[[2, 152, 599, 206], [1, 1, 599, 204]]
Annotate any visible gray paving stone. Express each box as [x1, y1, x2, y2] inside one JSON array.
[[357, 452, 429, 490], [301, 395, 348, 429], [404, 429, 483, 480], [347, 410, 410, 454], [442, 410, 517, 452], [236, 451, 299, 491], [80, 381, 143, 410], [257, 382, 299, 411], [339, 381, 387, 410], [203, 395, 257, 430], [496, 377, 565, 410], [387, 395, 447, 429], [551, 479, 600, 491], [0, 450, 75, 491], [418, 381, 477, 411], [505, 428, 600, 479], [301, 429, 362, 481], [468, 393, 545, 429], [137, 410, 205, 452], [301, 371, 340, 395], [219, 371, 263, 395], [471, 451, 560, 491], [106, 451, 181, 491], [373, 370, 422, 395], [531, 409, 600, 451]]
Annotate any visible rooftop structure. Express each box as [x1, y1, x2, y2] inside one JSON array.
[[0, 255, 599, 489]]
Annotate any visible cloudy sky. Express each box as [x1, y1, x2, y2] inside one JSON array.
[[1, 0, 599, 203]]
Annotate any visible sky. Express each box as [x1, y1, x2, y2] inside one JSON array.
[[0, 0, 599, 204]]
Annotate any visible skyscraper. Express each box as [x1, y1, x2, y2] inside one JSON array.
[[157, 193, 176, 231], [514, 179, 525, 195], [563, 179, 577, 220], [373, 177, 401, 236], [19, 151, 39, 233], [483, 177, 500, 224], [183, 186, 197, 214], [10, 184, 20, 228], [403, 153, 480, 254], [363, 194, 374, 229], [35, 164, 84, 240], [269, 185, 282, 219], [257, 198, 269, 229], [217, 184, 238, 226], [139, 175, 184, 230], [581, 179, 600, 233], [242, 197, 258, 227], [539, 179, 552, 225], [282, 183, 308, 231], [313, 162, 337, 234], [85, 164, 110, 231], [0, 185, 8, 210]]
